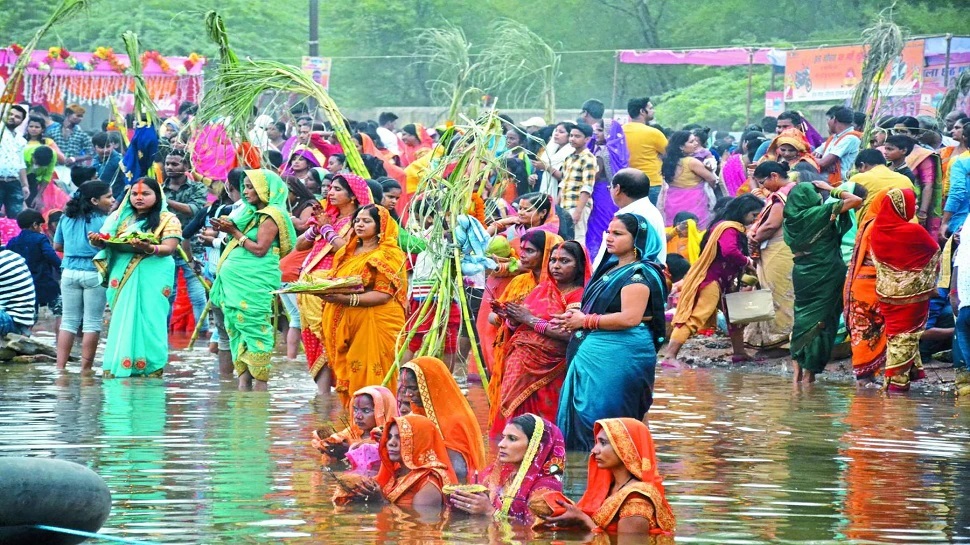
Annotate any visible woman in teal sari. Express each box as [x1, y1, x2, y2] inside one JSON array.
[[210, 169, 296, 391], [91, 178, 182, 378], [553, 213, 668, 450], [783, 181, 862, 384]]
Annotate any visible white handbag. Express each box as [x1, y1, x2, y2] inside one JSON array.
[[724, 289, 775, 324]]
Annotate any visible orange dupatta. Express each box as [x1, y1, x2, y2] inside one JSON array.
[[576, 418, 675, 534], [376, 414, 458, 504], [844, 188, 890, 379], [401, 357, 487, 475]]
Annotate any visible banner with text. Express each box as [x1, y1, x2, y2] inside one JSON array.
[[784, 40, 925, 102], [301, 56, 332, 90]]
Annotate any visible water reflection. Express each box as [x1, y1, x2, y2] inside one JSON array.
[[0, 344, 968, 543]]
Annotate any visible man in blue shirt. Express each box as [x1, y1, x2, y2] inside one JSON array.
[[91, 132, 124, 199], [942, 128, 970, 239], [814, 106, 861, 183]]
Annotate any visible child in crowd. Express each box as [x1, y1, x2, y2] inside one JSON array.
[[5, 209, 61, 328], [665, 211, 703, 264], [884, 134, 918, 186]]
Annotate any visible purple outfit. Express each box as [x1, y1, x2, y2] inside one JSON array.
[[701, 223, 749, 292]]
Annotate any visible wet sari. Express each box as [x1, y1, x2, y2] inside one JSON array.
[[783, 182, 852, 373], [487, 230, 565, 433], [321, 205, 407, 405], [575, 418, 675, 535], [312, 385, 399, 475], [478, 415, 566, 524], [94, 189, 181, 378], [402, 356, 487, 477], [844, 189, 890, 379], [558, 215, 668, 451], [209, 170, 296, 382], [298, 173, 373, 380], [376, 414, 458, 506], [870, 188, 941, 390], [744, 184, 795, 350]]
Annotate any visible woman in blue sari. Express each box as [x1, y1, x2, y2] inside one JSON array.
[[554, 213, 668, 450], [91, 178, 182, 378]]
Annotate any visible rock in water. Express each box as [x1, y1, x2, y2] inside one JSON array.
[[0, 458, 112, 544]]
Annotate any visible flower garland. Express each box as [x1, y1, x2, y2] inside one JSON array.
[[91, 47, 128, 74], [140, 50, 171, 73]]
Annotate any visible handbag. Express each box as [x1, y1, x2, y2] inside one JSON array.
[[724, 289, 775, 324]]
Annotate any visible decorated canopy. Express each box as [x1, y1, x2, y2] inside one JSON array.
[[0, 46, 205, 116]]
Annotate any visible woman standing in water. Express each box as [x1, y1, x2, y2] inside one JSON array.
[[210, 169, 296, 391], [92, 178, 181, 378], [784, 180, 862, 383], [555, 214, 668, 451], [870, 188, 940, 391]]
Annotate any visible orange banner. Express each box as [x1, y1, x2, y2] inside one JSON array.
[[784, 40, 924, 102]]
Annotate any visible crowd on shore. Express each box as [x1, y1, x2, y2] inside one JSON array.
[[0, 94, 968, 535]]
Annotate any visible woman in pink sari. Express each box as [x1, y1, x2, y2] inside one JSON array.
[[296, 173, 373, 392], [658, 131, 718, 228]]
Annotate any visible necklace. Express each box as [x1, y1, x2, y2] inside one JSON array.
[[612, 475, 635, 495]]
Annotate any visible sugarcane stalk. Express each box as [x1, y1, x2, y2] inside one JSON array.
[[187, 300, 212, 350], [0, 0, 96, 145]]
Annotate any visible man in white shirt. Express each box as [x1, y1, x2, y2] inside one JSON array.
[[0, 105, 29, 218], [376, 112, 400, 156], [591, 167, 666, 270]]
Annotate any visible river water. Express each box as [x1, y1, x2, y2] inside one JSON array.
[[1, 332, 969, 544]]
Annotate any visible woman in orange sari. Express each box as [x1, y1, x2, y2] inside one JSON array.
[[870, 188, 941, 391], [487, 238, 585, 436], [296, 173, 373, 393], [845, 188, 891, 385], [541, 418, 675, 535], [318, 204, 407, 405], [399, 123, 433, 168], [336, 414, 457, 508], [311, 385, 398, 475], [400, 356, 487, 482]]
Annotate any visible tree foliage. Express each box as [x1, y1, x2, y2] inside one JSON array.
[[0, 0, 964, 129]]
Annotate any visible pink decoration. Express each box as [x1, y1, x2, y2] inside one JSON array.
[[191, 124, 237, 182], [619, 47, 778, 67]]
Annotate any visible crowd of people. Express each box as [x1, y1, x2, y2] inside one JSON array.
[[0, 92, 968, 536]]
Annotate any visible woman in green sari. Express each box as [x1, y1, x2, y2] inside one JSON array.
[[783, 181, 862, 384], [210, 169, 296, 391], [91, 178, 182, 378]]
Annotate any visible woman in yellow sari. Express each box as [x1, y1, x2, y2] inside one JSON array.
[[210, 169, 296, 391], [762, 128, 821, 174], [318, 204, 407, 406]]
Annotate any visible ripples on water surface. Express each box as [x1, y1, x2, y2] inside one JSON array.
[[1, 333, 969, 544]]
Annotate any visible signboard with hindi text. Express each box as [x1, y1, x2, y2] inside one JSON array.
[[301, 56, 332, 90], [784, 40, 925, 102]]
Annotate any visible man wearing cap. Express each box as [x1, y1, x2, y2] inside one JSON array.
[[376, 112, 400, 156], [522, 117, 546, 135], [0, 105, 29, 218]]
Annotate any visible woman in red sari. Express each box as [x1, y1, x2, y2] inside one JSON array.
[[869, 188, 941, 391], [488, 240, 588, 436], [844, 188, 891, 385], [541, 418, 675, 535], [335, 414, 457, 508], [478, 192, 561, 372], [295, 173, 372, 393], [311, 385, 398, 474]]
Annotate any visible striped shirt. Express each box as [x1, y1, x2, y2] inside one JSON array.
[[0, 249, 36, 326]]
